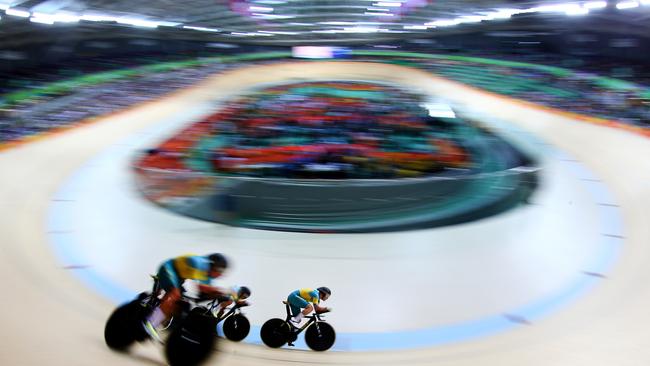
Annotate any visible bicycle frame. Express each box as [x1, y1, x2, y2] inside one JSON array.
[[147, 276, 249, 333], [283, 302, 324, 336], [207, 298, 248, 323]]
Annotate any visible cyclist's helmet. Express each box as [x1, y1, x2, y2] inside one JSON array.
[[208, 253, 229, 270], [238, 286, 251, 299], [317, 287, 331, 297]]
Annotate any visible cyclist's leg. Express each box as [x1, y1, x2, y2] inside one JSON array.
[[159, 287, 181, 317], [158, 263, 182, 317], [288, 294, 309, 323], [144, 263, 181, 341], [216, 299, 233, 318]]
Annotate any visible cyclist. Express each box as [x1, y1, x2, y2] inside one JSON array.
[[143, 253, 229, 342], [214, 285, 252, 318], [287, 287, 331, 326]]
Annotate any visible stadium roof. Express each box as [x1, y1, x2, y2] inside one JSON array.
[[0, 0, 649, 46]]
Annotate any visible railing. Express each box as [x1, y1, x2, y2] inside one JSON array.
[[133, 161, 538, 233]]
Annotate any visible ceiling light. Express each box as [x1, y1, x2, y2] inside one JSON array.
[[319, 21, 354, 25], [40, 13, 80, 23], [259, 30, 299, 35], [403, 24, 428, 30], [343, 26, 379, 33], [566, 7, 589, 15], [515, 8, 539, 14], [311, 29, 339, 33], [364, 11, 394, 16], [249, 6, 273, 12], [5, 8, 31, 17], [426, 19, 460, 27], [55, 14, 80, 23], [616, 1, 639, 8], [486, 8, 521, 19], [80, 14, 118, 22], [116, 17, 159, 28], [157, 21, 181, 27], [30, 16, 53, 24], [367, 7, 390, 11], [373, 1, 402, 6], [531, 4, 583, 13], [458, 15, 486, 23], [584, 1, 608, 9], [252, 13, 295, 19], [482, 13, 506, 20], [33, 12, 81, 23], [183, 25, 219, 32], [378, 29, 408, 33]]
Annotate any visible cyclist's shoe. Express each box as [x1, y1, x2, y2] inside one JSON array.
[[289, 317, 301, 327], [142, 320, 163, 344], [287, 341, 295, 347]]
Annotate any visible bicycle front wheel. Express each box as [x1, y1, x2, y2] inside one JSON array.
[[223, 314, 250, 342], [305, 321, 336, 351]]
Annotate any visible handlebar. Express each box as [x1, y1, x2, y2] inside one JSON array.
[[309, 308, 331, 321], [182, 294, 215, 303]]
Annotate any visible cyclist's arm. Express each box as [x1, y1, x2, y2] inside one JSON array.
[[197, 284, 227, 299]]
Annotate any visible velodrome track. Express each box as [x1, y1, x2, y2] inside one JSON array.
[[1, 61, 649, 366]]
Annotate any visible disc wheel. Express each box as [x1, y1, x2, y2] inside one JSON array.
[[165, 328, 215, 366], [104, 301, 140, 351], [305, 321, 336, 351], [260, 318, 290, 348], [165, 309, 217, 366], [223, 314, 250, 342]]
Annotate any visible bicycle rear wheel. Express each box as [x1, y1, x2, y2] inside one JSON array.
[[260, 318, 290, 348]]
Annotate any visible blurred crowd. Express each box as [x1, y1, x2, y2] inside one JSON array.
[[0, 52, 201, 96], [0, 62, 229, 142], [1, 51, 648, 149], [412, 58, 650, 128], [141, 82, 471, 179]]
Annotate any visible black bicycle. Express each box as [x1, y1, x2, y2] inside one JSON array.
[[206, 297, 251, 341], [105, 277, 251, 366], [104, 276, 162, 351], [164, 301, 218, 366], [260, 301, 336, 351], [163, 291, 252, 366]]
